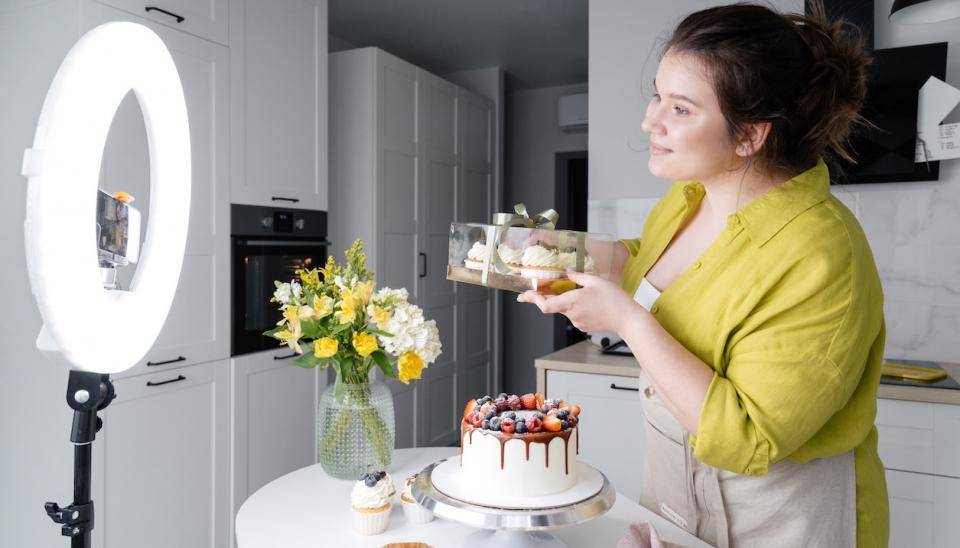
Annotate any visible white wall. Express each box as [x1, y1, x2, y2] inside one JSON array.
[[503, 82, 588, 394], [588, 0, 960, 362]]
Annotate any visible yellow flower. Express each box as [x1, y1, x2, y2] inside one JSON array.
[[398, 352, 424, 384], [352, 332, 378, 357], [276, 310, 303, 354], [281, 306, 301, 328], [313, 295, 334, 319], [353, 280, 374, 305], [314, 337, 339, 358], [366, 304, 391, 326], [335, 299, 356, 324], [340, 288, 355, 306]]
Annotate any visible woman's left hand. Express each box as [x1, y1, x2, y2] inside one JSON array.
[[517, 269, 643, 334]]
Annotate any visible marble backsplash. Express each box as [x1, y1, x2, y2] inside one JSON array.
[[588, 159, 960, 362]]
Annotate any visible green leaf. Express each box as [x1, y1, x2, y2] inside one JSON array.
[[300, 319, 322, 339], [371, 350, 396, 379], [368, 327, 394, 338], [291, 352, 322, 368], [329, 323, 352, 335], [262, 326, 283, 338]]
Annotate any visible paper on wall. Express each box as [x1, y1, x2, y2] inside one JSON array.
[[915, 76, 960, 162]]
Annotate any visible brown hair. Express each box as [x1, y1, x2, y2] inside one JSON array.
[[663, 0, 872, 177]]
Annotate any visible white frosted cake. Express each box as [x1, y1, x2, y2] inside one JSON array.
[[460, 392, 581, 498]]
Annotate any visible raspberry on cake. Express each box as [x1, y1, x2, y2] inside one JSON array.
[[459, 392, 581, 498]]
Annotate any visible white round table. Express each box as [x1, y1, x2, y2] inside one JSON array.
[[236, 447, 710, 547]]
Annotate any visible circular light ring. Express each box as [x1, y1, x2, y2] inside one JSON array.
[[24, 22, 190, 374], [890, 0, 960, 24]]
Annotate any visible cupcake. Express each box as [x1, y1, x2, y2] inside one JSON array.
[[351, 471, 394, 535], [497, 244, 523, 270], [400, 474, 434, 524], [464, 241, 489, 270], [559, 251, 596, 273], [519, 245, 565, 279]]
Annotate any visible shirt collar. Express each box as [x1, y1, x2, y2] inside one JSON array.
[[681, 158, 831, 248]]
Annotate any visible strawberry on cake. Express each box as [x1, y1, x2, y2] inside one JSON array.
[[460, 392, 581, 498]]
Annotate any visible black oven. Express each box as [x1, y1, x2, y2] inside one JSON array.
[[231, 204, 330, 356]]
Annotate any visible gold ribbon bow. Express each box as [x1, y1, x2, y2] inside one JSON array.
[[480, 203, 583, 285]]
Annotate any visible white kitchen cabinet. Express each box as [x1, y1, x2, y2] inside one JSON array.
[[91, 360, 231, 548], [330, 47, 498, 448], [232, 348, 323, 520], [94, 0, 228, 44], [229, 0, 328, 211], [886, 469, 960, 548], [85, 0, 231, 379], [546, 370, 645, 502]]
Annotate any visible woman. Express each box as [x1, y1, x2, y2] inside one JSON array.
[[519, 2, 886, 547]]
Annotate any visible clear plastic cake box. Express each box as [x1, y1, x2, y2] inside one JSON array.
[[447, 222, 618, 295]]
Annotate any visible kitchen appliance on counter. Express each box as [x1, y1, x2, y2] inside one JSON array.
[[231, 204, 329, 356]]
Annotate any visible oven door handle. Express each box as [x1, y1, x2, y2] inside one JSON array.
[[237, 239, 331, 247]]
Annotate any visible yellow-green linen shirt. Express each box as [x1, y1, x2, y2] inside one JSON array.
[[620, 158, 888, 547]]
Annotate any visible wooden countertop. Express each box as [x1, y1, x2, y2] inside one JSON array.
[[535, 341, 960, 406]]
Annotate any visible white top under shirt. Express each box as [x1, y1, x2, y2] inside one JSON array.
[[632, 277, 661, 312]]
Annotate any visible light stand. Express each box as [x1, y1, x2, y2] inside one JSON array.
[[44, 372, 116, 547]]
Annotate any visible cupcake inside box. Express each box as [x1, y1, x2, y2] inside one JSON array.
[[447, 223, 617, 294]]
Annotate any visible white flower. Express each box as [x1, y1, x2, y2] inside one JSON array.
[[273, 282, 293, 305], [291, 281, 302, 301], [375, 291, 442, 365]]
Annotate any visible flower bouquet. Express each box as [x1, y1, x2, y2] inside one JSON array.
[[264, 240, 441, 478]]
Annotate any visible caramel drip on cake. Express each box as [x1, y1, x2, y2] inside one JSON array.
[[459, 419, 576, 474]]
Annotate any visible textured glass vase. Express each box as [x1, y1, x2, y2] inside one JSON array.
[[317, 379, 395, 480]]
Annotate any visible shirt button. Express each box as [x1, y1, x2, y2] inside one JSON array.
[[684, 187, 696, 195], [693, 260, 702, 270], [729, 214, 741, 226], [651, 304, 660, 314]]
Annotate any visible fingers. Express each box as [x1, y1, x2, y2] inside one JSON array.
[[517, 289, 574, 315], [565, 268, 599, 286]]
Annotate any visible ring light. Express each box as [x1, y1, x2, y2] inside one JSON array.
[[22, 22, 191, 374]]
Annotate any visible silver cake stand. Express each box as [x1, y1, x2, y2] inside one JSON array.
[[412, 457, 616, 548]]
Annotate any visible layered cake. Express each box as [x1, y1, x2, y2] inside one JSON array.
[[460, 392, 581, 498]]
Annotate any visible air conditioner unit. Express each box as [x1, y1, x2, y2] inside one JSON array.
[[558, 92, 587, 132]]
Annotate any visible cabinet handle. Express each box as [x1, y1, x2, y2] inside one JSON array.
[[610, 382, 639, 392], [147, 355, 186, 366], [273, 352, 298, 360], [146, 375, 186, 387], [144, 6, 185, 23], [419, 252, 427, 278], [271, 196, 300, 204]]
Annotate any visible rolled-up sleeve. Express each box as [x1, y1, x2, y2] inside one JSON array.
[[689, 243, 876, 476]]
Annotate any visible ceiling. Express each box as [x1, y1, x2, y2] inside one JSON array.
[[329, 0, 588, 89]]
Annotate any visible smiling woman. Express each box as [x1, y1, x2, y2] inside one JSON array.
[[519, 2, 887, 547]]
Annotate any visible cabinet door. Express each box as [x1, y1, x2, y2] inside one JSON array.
[[94, 0, 228, 44], [547, 370, 645, 502], [232, 348, 321, 542], [887, 469, 960, 548], [376, 50, 420, 447], [230, 0, 327, 210], [92, 360, 231, 548], [458, 88, 495, 401], [416, 71, 460, 446], [85, 1, 230, 379]]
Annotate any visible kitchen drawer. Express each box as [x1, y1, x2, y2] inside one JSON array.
[[886, 469, 960, 548], [877, 399, 960, 478], [877, 399, 935, 475], [94, 0, 228, 44], [547, 370, 645, 502]]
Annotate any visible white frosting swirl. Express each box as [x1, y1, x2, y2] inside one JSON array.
[[351, 474, 394, 509], [559, 251, 595, 272], [497, 244, 523, 264], [466, 241, 488, 261], [521, 245, 562, 267]]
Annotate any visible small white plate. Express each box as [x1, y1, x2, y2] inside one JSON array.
[[430, 458, 605, 510]]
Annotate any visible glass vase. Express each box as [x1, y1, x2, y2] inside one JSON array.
[[317, 379, 395, 480]]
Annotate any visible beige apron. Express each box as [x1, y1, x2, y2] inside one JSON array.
[[637, 372, 858, 547]]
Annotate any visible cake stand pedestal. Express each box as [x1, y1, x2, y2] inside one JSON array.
[[412, 457, 615, 548]]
